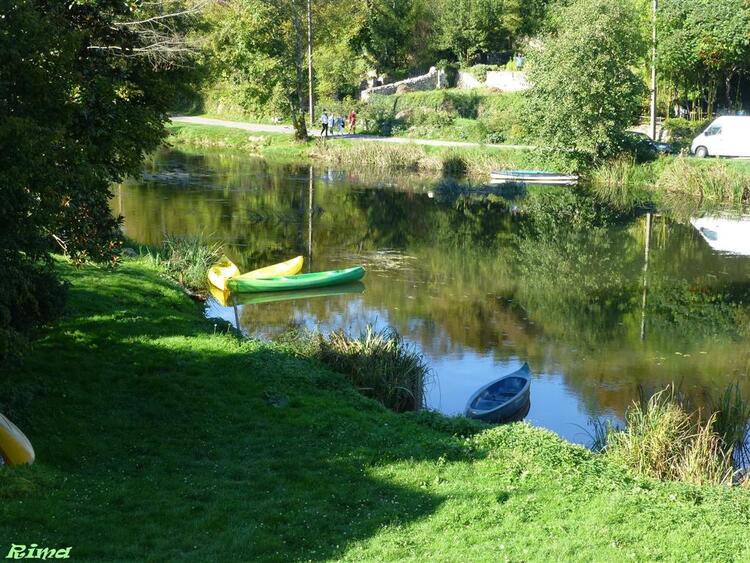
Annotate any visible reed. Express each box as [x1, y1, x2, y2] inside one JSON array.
[[312, 141, 440, 172], [302, 325, 432, 412], [710, 382, 750, 467], [606, 386, 735, 485], [655, 157, 750, 205], [146, 234, 223, 291]]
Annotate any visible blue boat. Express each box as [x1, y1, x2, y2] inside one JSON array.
[[465, 364, 532, 422]]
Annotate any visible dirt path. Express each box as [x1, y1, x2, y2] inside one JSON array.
[[171, 115, 533, 151]]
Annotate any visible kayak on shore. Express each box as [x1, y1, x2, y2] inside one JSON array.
[[228, 266, 366, 293], [0, 413, 35, 466]]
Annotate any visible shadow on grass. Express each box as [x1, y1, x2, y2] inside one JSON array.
[[0, 265, 472, 561]]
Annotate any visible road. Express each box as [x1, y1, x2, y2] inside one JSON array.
[[170, 115, 534, 151]]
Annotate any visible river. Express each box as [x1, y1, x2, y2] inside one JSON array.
[[114, 148, 750, 445]]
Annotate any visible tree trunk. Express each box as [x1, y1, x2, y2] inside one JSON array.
[[289, 0, 308, 140]]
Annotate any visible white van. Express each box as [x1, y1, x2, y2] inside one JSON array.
[[691, 115, 750, 157]]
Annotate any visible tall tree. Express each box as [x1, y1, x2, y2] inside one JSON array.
[[0, 0, 194, 363], [525, 0, 646, 164], [203, 0, 309, 138]]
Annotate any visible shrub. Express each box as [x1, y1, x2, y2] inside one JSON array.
[[662, 118, 711, 147], [0, 262, 68, 367]]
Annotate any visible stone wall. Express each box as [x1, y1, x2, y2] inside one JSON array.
[[360, 67, 446, 101], [485, 71, 530, 92]]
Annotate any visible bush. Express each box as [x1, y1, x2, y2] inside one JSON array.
[[462, 64, 501, 82], [662, 118, 711, 148], [0, 261, 67, 366]]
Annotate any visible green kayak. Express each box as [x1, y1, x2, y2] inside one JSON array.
[[233, 282, 365, 305], [227, 266, 366, 293]]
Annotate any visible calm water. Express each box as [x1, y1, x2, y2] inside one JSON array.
[[114, 148, 750, 445]]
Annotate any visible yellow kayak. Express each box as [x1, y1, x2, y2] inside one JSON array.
[[0, 413, 35, 466], [235, 256, 304, 281], [208, 256, 304, 291], [208, 256, 241, 291]]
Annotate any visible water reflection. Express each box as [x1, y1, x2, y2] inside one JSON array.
[[691, 216, 750, 256], [116, 148, 750, 445]]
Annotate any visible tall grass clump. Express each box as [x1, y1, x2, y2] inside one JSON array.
[[306, 326, 432, 412], [589, 158, 656, 210], [606, 386, 734, 485], [147, 234, 223, 291], [656, 157, 750, 205], [710, 383, 750, 467], [312, 141, 439, 172]]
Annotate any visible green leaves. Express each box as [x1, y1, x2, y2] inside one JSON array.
[[525, 0, 647, 166]]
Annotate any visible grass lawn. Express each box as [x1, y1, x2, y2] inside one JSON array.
[[5, 260, 750, 560]]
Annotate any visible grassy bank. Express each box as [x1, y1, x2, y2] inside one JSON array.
[[2, 259, 750, 560], [168, 122, 540, 178]]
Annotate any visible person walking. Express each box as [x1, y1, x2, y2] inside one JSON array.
[[320, 110, 329, 137], [347, 109, 357, 134], [336, 115, 345, 134], [327, 112, 335, 136]]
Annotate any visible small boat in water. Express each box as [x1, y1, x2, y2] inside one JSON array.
[[465, 364, 531, 422], [228, 266, 366, 293], [233, 282, 365, 305], [490, 170, 578, 186]]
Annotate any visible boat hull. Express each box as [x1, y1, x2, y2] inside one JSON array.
[[490, 170, 578, 186], [208, 256, 304, 291], [0, 413, 35, 466], [228, 266, 366, 293], [465, 364, 532, 422]]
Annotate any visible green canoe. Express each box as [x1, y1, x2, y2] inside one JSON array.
[[227, 266, 366, 293]]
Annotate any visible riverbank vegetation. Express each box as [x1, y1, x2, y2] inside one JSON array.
[[3, 259, 750, 559]]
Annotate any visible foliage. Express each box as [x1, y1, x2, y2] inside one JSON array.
[[202, 0, 309, 139], [436, 0, 521, 65], [662, 117, 712, 147], [658, 0, 750, 114], [0, 0, 180, 365], [525, 0, 647, 166]]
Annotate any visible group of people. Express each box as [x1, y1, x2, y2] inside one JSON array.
[[319, 109, 357, 137]]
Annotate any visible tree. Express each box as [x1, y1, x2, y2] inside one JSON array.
[[437, 0, 507, 66], [658, 0, 750, 115], [0, 0, 192, 363], [203, 0, 309, 138], [525, 0, 647, 165]]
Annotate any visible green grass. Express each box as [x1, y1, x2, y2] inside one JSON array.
[[2, 259, 750, 559]]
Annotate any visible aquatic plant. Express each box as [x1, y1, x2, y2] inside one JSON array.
[[655, 157, 750, 205], [294, 325, 432, 413], [147, 234, 223, 291], [710, 382, 750, 467], [606, 385, 734, 485]]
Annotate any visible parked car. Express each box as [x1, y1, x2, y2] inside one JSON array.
[[623, 131, 673, 161], [691, 116, 750, 158]]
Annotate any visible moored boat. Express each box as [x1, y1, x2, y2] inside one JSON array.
[[228, 266, 366, 293], [233, 282, 365, 305], [490, 169, 578, 186], [465, 363, 531, 422], [207, 256, 241, 291]]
